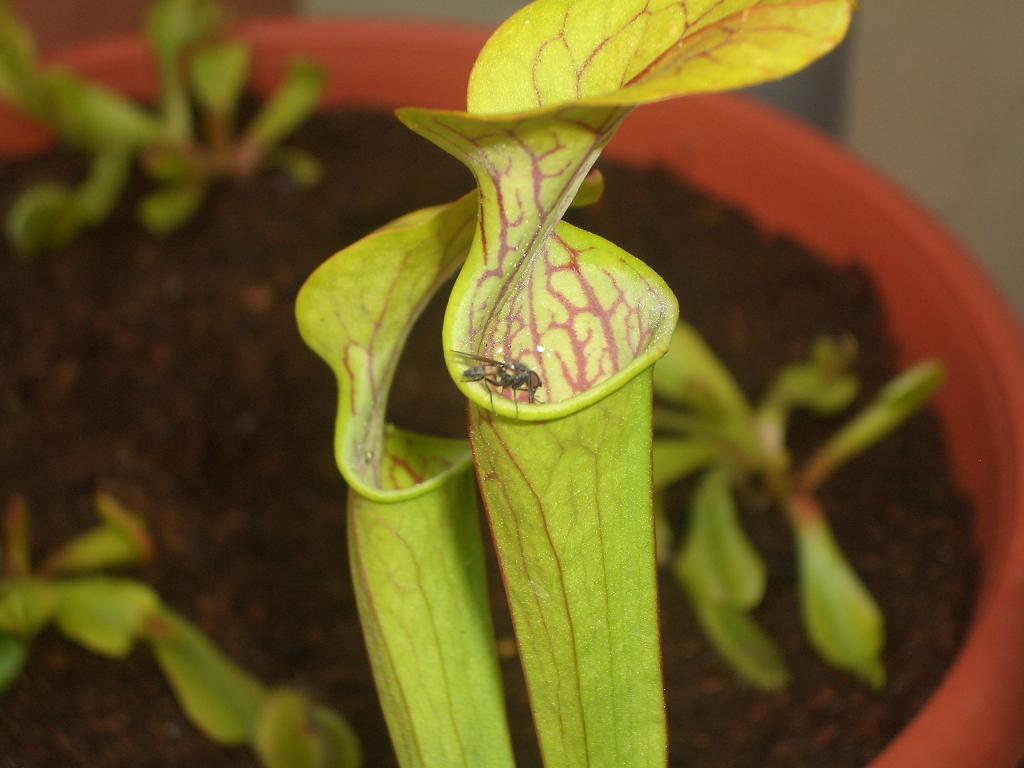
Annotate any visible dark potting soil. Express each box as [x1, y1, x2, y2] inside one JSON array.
[[0, 109, 973, 768]]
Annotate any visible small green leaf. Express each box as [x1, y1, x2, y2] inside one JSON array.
[[54, 577, 159, 657], [0, 633, 29, 695], [310, 706, 362, 768], [147, 608, 266, 744], [0, 579, 58, 636], [253, 690, 320, 768], [654, 323, 752, 422], [253, 690, 362, 768], [801, 361, 945, 491], [762, 335, 859, 414], [189, 40, 250, 117], [42, 493, 152, 576], [675, 469, 764, 608], [652, 437, 716, 489], [42, 493, 153, 576], [74, 150, 132, 226], [42, 528, 141, 576], [145, 0, 222, 141], [44, 70, 165, 150], [263, 146, 323, 188], [5, 183, 81, 258], [141, 146, 196, 184], [791, 499, 885, 688], [756, 335, 859, 454], [3, 495, 31, 577], [0, 0, 45, 118], [568, 168, 604, 209], [94, 492, 154, 555], [687, 590, 790, 690], [652, 407, 706, 434], [145, 0, 221, 69], [138, 182, 206, 235], [242, 60, 324, 157], [674, 473, 786, 689]]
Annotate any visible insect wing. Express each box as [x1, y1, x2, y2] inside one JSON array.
[[450, 350, 503, 366], [451, 350, 503, 382]]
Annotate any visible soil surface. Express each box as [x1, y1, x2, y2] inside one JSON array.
[[0, 110, 974, 767]]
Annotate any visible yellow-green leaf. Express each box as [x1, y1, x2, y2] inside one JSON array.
[[147, 607, 266, 744], [0, 633, 28, 695], [189, 40, 250, 117], [54, 577, 159, 657], [242, 60, 324, 158], [675, 469, 764, 607], [791, 498, 884, 688], [45, 70, 165, 150], [254, 690, 319, 768], [686, 588, 789, 690], [310, 706, 363, 768], [5, 183, 81, 258], [0, 0, 45, 118], [801, 361, 944, 491], [0, 579, 57, 636], [348, 475, 512, 768], [469, 375, 666, 767], [263, 146, 323, 188], [296, 196, 514, 766], [138, 182, 206, 235], [74, 150, 132, 226], [253, 690, 361, 768], [468, 0, 853, 114], [770, 335, 859, 414], [43, 528, 142, 577], [654, 322, 751, 421], [652, 436, 717, 489], [297, 195, 477, 500], [42, 493, 153, 576], [145, 0, 222, 141]]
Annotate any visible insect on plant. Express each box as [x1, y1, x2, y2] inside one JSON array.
[[452, 350, 544, 416]]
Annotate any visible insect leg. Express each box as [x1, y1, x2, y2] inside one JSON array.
[[482, 375, 504, 414]]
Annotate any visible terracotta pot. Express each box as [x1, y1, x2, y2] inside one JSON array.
[[2, 19, 1022, 768]]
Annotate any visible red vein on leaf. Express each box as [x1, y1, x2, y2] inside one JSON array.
[[372, 511, 471, 766], [576, 1, 655, 91], [482, 416, 592, 761], [349, 509, 427, 766], [627, 0, 840, 86], [471, 420, 571, 758]]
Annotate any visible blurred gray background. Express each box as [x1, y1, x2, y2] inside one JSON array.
[[14, 0, 1023, 314]]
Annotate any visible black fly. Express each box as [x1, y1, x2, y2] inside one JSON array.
[[451, 350, 543, 417]]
